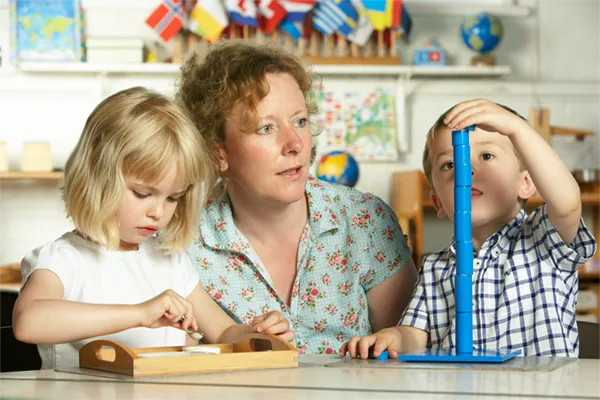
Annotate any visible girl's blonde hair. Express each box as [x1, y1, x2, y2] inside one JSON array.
[[176, 39, 320, 198], [62, 86, 214, 253]]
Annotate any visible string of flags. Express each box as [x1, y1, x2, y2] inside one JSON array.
[[146, 0, 412, 46]]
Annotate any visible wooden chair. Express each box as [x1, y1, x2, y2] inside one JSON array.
[[578, 321, 600, 359], [391, 171, 428, 267], [1, 291, 41, 372]]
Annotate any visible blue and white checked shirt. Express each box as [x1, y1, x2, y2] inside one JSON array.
[[399, 205, 597, 357]]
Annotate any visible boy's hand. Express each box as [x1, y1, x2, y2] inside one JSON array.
[[339, 327, 402, 360], [137, 289, 198, 332], [252, 311, 295, 342], [443, 98, 530, 137]]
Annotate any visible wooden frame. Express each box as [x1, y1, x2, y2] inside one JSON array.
[[79, 333, 298, 377]]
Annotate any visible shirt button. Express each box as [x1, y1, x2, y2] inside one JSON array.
[[473, 259, 481, 268], [492, 249, 500, 257]]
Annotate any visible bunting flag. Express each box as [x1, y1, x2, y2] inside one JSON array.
[[312, 0, 358, 37], [346, 0, 372, 46], [226, 0, 258, 27], [397, 2, 412, 38], [145, 0, 186, 42], [386, 0, 401, 29], [280, 0, 315, 40], [362, 0, 386, 31], [189, 0, 229, 42], [258, 0, 288, 34]]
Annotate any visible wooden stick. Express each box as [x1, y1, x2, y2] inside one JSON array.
[[338, 36, 348, 57], [351, 42, 359, 58], [364, 36, 373, 57], [310, 31, 319, 56], [390, 30, 397, 57], [377, 30, 384, 57], [324, 35, 334, 57]]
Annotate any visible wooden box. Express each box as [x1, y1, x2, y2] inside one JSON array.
[[79, 333, 298, 377]]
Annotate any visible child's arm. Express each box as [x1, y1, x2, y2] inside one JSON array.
[[186, 284, 294, 344], [339, 325, 428, 359], [13, 269, 198, 344], [445, 99, 582, 244]]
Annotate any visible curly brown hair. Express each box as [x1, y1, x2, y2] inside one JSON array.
[[176, 39, 320, 175]]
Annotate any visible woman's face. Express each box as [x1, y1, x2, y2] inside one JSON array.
[[219, 72, 312, 207]]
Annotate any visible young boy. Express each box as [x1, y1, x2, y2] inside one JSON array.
[[340, 98, 597, 359]]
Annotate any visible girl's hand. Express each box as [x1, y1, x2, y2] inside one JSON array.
[[339, 327, 403, 360], [137, 289, 198, 332]]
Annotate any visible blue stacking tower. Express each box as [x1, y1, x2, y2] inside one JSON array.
[[374, 126, 521, 363]]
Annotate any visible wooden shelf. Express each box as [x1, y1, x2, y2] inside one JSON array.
[[17, 62, 511, 78], [0, 171, 63, 180]]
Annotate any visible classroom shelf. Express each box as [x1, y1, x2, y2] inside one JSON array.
[[0, 171, 63, 181], [17, 62, 512, 78], [404, 2, 532, 18]]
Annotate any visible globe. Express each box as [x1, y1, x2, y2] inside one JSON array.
[[460, 12, 503, 54], [316, 150, 360, 187]]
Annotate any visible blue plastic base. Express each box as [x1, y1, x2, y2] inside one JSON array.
[[372, 348, 522, 363]]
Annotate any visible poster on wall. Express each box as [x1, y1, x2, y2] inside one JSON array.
[[313, 80, 406, 161]]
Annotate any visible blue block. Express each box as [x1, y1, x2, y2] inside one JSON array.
[[454, 164, 472, 187], [456, 312, 473, 353], [455, 186, 471, 212], [454, 212, 472, 241], [455, 275, 473, 312], [455, 241, 473, 272], [397, 348, 521, 363], [452, 130, 469, 146], [368, 350, 389, 360], [453, 145, 470, 167]]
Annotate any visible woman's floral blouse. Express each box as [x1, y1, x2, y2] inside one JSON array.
[[187, 176, 411, 354]]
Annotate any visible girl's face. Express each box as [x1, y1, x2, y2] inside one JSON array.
[[115, 162, 187, 251], [219, 72, 313, 208]]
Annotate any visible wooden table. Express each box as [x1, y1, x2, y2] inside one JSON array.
[[0, 356, 598, 399]]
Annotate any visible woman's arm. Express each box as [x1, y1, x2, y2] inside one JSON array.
[[366, 258, 418, 332]]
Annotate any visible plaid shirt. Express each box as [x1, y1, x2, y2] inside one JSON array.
[[399, 205, 596, 357]]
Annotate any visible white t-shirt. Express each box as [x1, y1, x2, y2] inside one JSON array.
[[20, 231, 200, 370]]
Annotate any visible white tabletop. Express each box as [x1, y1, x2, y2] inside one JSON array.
[[1, 355, 599, 399]]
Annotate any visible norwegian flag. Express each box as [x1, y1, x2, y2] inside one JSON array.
[[226, 0, 258, 27], [145, 0, 186, 42], [257, 0, 287, 34]]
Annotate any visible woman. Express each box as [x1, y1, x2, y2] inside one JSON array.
[[176, 40, 418, 354]]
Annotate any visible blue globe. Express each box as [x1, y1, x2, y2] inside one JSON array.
[[460, 12, 503, 54], [316, 150, 360, 187]]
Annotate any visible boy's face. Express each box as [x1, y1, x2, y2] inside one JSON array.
[[429, 126, 534, 229]]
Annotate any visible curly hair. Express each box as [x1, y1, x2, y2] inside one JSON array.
[[62, 86, 214, 252], [175, 39, 320, 180]]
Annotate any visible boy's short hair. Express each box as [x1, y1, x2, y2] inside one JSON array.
[[422, 103, 529, 207], [62, 86, 214, 253]]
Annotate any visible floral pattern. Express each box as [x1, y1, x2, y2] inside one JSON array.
[[188, 176, 411, 354]]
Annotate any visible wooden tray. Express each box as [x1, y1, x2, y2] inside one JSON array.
[[79, 333, 298, 377]]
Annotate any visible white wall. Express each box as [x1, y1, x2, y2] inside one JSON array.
[[1, 0, 599, 263]]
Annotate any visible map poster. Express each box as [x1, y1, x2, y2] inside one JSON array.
[[10, 0, 85, 63], [313, 81, 402, 161]]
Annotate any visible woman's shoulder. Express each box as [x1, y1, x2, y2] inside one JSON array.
[[306, 176, 390, 212]]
